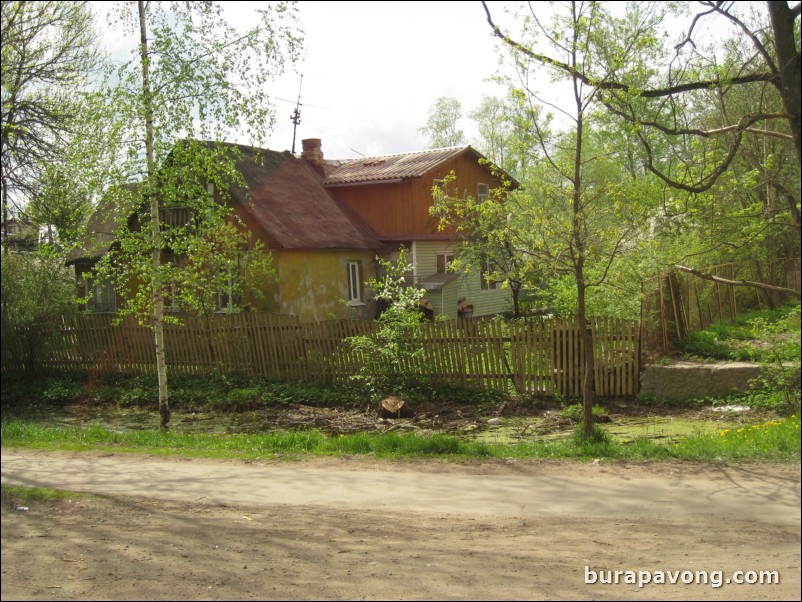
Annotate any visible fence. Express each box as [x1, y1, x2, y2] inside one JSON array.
[[1, 313, 641, 398], [640, 258, 801, 361]]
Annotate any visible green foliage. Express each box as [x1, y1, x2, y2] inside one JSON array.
[[1, 251, 79, 371], [5, 415, 797, 462], [746, 303, 801, 414], [1, 0, 104, 237], [347, 248, 427, 399], [680, 302, 801, 364], [572, 422, 612, 446], [418, 96, 465, 148], [1, 485, 85, 505], [559, 402, 607, 422], [0, 371, 510, 413]]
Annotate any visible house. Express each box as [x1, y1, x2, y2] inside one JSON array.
[[68, 138, 516, 322], [1, 217, 38, 252], [318, 140, 518, 319], [223, 142, 382, 322]]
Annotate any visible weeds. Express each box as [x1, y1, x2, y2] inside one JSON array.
[[3, 415, 798, 463]]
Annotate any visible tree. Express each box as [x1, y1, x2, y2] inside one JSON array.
[[1, 1, 103, 253], [418, 96, 466, 148], [94, 1, 301, 430], [484, 1, 801, 237], [1, 249, 78, 372], [430, 172, 532, 318], [469, 1, 665, 439]]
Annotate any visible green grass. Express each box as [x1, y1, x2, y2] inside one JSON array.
[[679, 301, 800, 362], [3, 414, 799, 463], [1, 485, 85, 503]]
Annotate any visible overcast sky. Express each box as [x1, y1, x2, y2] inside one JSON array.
[[249, 1, 514, 160], [98, 1, 740, 162], [98, 1, 513, 160]]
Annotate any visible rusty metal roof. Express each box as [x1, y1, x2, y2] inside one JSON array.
[[323, 146, 474, 186]]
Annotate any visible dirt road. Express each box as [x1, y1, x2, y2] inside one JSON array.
[[2, 450, 800, 600]]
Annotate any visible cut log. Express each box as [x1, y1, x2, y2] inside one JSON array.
[[379, 396, 412, 418]]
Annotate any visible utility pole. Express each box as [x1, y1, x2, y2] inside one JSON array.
[[290, 75, 303, 154]]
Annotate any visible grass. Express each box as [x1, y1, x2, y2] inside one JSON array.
[[1, 485, 85, 503], [2, 414, 799, 463], [679, 301, 800, 362]]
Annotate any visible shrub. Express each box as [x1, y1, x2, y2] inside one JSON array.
[[347, 248, 427, 399]]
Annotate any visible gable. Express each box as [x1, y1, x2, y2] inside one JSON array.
[[323, 146, 519, 189]]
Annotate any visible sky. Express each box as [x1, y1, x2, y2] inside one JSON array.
[[239, 1, 515, 160], [98, 1, 515, 160], [97, 1, 743, 162]]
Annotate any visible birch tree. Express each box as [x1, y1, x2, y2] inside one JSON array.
[[96, 1, 301, 430]]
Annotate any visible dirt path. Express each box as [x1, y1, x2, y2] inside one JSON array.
[[2, 450, 800, 600]]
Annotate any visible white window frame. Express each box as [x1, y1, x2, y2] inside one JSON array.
[[346, 261, 362, 304], [433, 178, 447, 204], [480, 257, 498, 290], [216, 265, 240, 313], [436, 252, 456, 274]]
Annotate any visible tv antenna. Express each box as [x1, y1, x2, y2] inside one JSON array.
[[290, 75, 303, 154]]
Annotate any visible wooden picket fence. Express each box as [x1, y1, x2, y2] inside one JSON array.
[[1, 313, 641, 397], [641, 258, 801, 360]]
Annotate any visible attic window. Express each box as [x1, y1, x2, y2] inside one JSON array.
[[477, 183, 489, 202], [160, 207, 193, 228], [433, 178, 447, 203]]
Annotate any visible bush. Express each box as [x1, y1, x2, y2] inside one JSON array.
[[347, 248, 428, 399]]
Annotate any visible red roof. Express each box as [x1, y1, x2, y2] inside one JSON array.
[[226, 144, 382, 250], [323, 146, 474, 186]]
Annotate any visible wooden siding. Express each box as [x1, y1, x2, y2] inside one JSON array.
[[414, 241, 512, 318], [331, 154, 504, 238]]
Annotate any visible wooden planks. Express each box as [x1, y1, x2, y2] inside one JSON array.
[[5, 313, 641, 398]]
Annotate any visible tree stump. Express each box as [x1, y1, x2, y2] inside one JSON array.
[[379, 396, 412, 418]]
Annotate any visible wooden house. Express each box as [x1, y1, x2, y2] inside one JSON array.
[[69, 138, 516, 322], [314, 140, 517, 319]]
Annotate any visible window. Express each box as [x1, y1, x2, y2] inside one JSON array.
[[436, 252, 455, 274], [86, 280, 116, 313], [164, 282, 181, 312], [477, 182, 489, 202], [433, 178, 447, 203], [480, 257, 498, 290], [160, 207, 193, 228], [346, 261, 362, 303], [216, 265, 241, 312]]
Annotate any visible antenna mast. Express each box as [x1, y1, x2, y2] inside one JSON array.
[[290, 75, 303, 154]]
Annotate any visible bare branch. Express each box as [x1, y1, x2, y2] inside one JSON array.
[[674, 264, 801, 297]]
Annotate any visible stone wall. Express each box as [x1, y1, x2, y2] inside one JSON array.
[[639, 361, 764, 401]]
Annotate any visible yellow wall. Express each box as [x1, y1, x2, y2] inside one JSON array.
[[274, 249, 377, 322]]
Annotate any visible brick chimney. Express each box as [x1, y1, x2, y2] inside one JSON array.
[[301, 138, 325, 175]]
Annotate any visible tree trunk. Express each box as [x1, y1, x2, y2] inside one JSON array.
[[511, 283, 521, 318], [576, 263, 595, 440], [768, 1, 801, 167], [138, 1, 169, 431]]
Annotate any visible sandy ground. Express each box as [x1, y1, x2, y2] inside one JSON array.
[[1, 450, 800, 601]]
